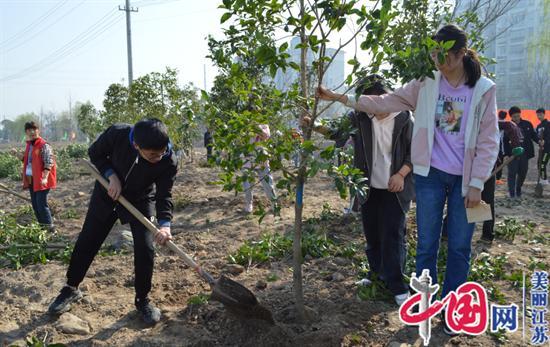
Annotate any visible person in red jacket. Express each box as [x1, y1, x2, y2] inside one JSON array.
[[19, 121, 57, 232]]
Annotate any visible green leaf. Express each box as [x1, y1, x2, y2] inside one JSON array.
[[442, 40, 456, 50], [289, 62, 300, 71], [221, 12, 232, 24]]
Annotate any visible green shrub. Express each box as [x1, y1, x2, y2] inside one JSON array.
[[494, 218, 533, 241], [228, 233, 292, 266], [22, 336, 66, 347], [0, 152, 22, 180], [0, 212, 69, 269], [60, 143, 88, 159], [228, 228, 360, 267], [187, 293, 210, 305], [468, 254, 508, 283]]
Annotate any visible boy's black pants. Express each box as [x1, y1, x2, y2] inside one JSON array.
[[361, 188, 408, 295], [481, 175, 496, 241], [67, 209, 155, 299]]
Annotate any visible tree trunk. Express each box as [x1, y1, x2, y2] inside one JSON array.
[[292, 0, 309, 323], [293, 173, 306, 322]]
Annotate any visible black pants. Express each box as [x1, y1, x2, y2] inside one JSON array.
[[507, 157, 521, 198], [481, 176, 496, 241], [541, 152, 550, 180], [361, 188, 408, 295], [516, 155, 530, 197], [495, 153, 504, 180], [67, 210, 155, 299]]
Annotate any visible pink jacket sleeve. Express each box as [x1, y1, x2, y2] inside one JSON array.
[[345, 79, 422, 114], [469, 85, 499, 189]]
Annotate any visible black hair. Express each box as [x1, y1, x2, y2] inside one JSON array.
[[133, 118, 169, 150], [433, 24, 481, 88], [498, 110, 507, 120], [24, 121, 39, 131], [536, 108, 546, 114], [355, 74, 392, 96], [508, 106, 521, 116]]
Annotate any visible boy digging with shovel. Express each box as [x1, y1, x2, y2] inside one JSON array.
[[48, 119, 177, 325]]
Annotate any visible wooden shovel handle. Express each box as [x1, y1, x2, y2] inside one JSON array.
[[490, 154, 517, 179], [80, 159, 216, 285], [0, 183, 32, 203]]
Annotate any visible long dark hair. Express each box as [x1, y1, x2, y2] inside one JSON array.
[[433, 24, 481, 88]]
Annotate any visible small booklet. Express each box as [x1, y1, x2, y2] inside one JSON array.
[[466, 200, 492, 223]]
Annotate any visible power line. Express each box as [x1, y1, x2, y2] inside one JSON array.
[[1, 0, 87, 54], [0, 9, 122, 82], [0, 0, 69, 49], [133, 0, 182, 8]]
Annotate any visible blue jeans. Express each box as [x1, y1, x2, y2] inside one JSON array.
[[414, 167, 475, 298], [29, 188, 53, 226]]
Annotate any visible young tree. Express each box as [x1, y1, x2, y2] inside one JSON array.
[[205, 0, 491, 321], [75, 102, 103, 142]]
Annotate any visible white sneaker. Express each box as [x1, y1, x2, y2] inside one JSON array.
[[541, 179, 549, 185], [394, 292, 410, 306], [355, 278, 373, 286], [244, 203, 253, 213]]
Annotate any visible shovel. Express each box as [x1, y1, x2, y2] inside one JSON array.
[[535, 147, 544, 198], [80, 159, 274, 323], [490, 146, 524, 179]]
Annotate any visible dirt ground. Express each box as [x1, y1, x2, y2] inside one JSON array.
[[0, 147, 548, 347]]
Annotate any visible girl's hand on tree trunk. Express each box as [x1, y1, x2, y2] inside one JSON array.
[[316, 86, 345, 103]]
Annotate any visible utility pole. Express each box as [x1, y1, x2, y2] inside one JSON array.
[[119, 0, 138, 86]]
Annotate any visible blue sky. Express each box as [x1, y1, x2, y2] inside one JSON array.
[[0, 0, 225, 119]]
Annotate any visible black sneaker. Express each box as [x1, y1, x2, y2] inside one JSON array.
[[135, 297, 161, 325], [479, 236, 493, 244], [48, 286, 83, 315], [441, 311, 459, 336]]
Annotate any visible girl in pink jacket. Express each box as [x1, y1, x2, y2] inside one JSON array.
[[317, 24, 499, 336]]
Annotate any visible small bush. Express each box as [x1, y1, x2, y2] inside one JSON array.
[[60, 143, 88, 159], [0, 212, 70, 269], [0, 151, 22, 180], [495, 218, 533, 241], [59, 208, 79, 219], [228, 233, 292, 266], [187, 293, 210, 305], [468, 253, 508, 283], [23, 336, 66, 347], [229, 228, 360, 267]]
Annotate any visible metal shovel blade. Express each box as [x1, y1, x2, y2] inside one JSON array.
[[210, 275, 274, 324]]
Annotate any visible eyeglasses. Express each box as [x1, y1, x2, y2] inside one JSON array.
[[137, 147, 168, 161]]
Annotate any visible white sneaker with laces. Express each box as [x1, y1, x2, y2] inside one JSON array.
[[541, 179, 549, 185], [394, 292, 410, 306], [355, 278, 373, 286]]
